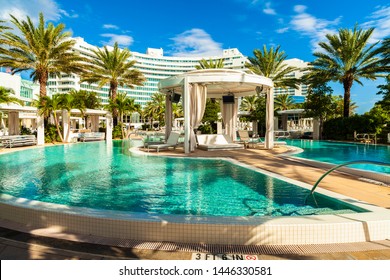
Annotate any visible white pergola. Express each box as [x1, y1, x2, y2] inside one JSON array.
[[158, 69, 274, 154]]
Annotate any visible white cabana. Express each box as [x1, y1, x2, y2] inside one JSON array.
[[0, 104, 44, 145], [158, 69, 274, 154]]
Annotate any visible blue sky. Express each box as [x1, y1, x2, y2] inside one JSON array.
[[1, 0, 389, 113]]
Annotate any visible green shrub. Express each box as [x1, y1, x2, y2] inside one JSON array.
[[45, 123, 61, 143], [323, 115, 379, 140], [112, 124, 122, 139], [197, 123, 214, 134]]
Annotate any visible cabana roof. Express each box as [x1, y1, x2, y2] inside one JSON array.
[[158, 69, 273, 98], [0, 104, 37, 113]]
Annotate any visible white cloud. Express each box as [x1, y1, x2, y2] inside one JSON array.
[[103, 24, 119, 30], [0, 0, 75, 23], [100, 34, 134, 47], [263, 2, 276, 15], [294, 5, 307, 13], [290, 5, 341, 51], [169, 28, 223, 57], [362, 5, 390, 42], [276, 27, 289, 34]]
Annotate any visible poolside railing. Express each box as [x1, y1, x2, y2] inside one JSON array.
[[308, 160, 390, 198]]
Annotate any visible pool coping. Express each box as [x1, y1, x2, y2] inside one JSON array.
[[1, 145, 389, 246]]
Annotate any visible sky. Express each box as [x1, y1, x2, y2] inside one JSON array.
[[0, 0, 389, 113]]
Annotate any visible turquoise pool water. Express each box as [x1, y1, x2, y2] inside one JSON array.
[[0, 141, 365, 216], [285, 140, 390, 174]]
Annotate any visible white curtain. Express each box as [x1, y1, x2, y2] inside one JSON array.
[[190, 83, 207, 151], [220, 99, 238, 141]]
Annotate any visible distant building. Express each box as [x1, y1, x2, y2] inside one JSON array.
[[47, 37, 249, 107], [0, 72, 39, 105], [1, 38, 310, 106], [273, 58, 309, 103]]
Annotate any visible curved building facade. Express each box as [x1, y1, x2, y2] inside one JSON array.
[[47, 37, 249, 107]]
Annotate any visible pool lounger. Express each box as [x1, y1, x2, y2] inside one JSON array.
[[147, 131, 180, 152]]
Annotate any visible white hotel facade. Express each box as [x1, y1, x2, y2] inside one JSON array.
[[45, 37, 309, 106]]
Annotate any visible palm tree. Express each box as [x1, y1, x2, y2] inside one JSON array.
[[379, 37, 390, 61], [0, 13, 85, 97], [106, 92, 139, 138], [0, 20, 9, 32], [195, 58, 224, 69], [246, 45, 300, 89], [143, 92, 166, 127], [59, 93, 86, 142], [81, 42, 145, 125], [274, 94, 294, 111], [0, 86, 23, 105], [172, 103, 183, 119], [306, 25, 387, 117], [32, 95, 64, 142], [240, 95, 258, 113]]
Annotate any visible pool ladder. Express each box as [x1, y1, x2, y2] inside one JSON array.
[[307, 160, 390, 200]]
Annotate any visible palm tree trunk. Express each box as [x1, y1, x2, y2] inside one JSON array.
[[319, 116, 324, 140], [66, 111, 71, 142], [121, 112, 125, 139], [39, 72, 48, 97], [110, 83, 118, 127], [53, 112, 64, 142], [343, 79, 353, 118]]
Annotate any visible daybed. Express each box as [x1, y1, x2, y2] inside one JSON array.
[[196, 134, 244, 151], [0, 135, 37, 148], [79, 132, 105, 142]]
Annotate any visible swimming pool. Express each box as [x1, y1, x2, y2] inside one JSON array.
[[285, 140, 390, 174], [0, 141, 364, 217], [1, 141, 389, 245]]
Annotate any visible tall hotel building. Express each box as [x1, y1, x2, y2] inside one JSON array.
[[47, 37, 249, 107]]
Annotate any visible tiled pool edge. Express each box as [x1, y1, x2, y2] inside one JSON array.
[[1, 193, 390, 245]]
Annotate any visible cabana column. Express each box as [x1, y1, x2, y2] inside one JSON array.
[[8, 111, 20, 135], [105, 113, 113, 141], [183, 77, 191, 154], [36, 113, 45, 145], [165, 93, 172, 141], [265, 87, 274, 149]]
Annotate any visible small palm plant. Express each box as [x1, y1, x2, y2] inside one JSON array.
[[32, 95, 64, 142], [105, 92, 139, 138], [195, 58, 224, 69], [0, 86, 23, 105], [274, 94, 294, 111]]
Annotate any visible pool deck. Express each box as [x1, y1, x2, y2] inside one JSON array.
[[1, 143, 389, 260]]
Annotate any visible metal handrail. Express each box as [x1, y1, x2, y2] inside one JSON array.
[[309, 160, 390, 196]]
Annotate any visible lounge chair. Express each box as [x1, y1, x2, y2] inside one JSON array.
[[256, 136, 287, 146], [237, 130, 260, 148], [147, 131, 180, 152]]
